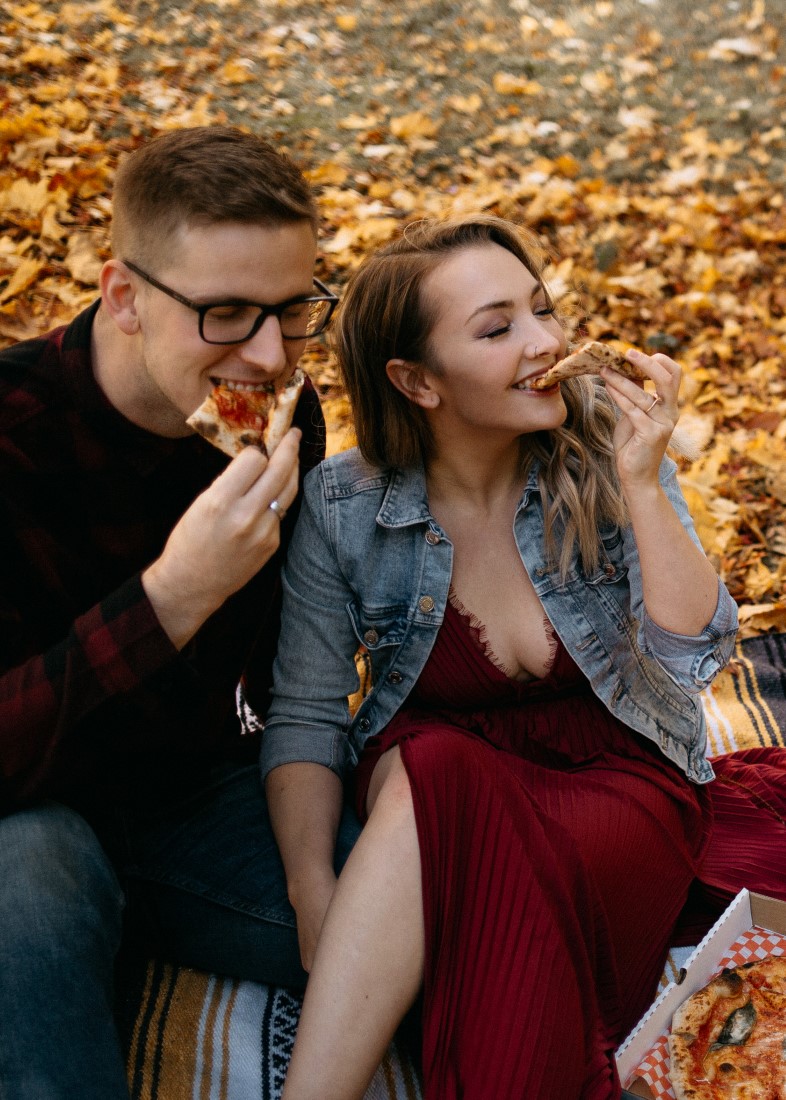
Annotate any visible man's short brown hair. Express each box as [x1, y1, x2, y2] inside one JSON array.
[[111, 126, 318, 265]]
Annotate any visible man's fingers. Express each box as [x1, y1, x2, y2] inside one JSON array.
[[244, 428, 302, 512], [211, 427, 301, 499]]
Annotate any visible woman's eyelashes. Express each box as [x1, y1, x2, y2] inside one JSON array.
[[480, 306, 555, 339], [482, 323, 512, 339]]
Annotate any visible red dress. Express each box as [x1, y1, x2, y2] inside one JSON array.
[[354, 597, 786, 1100]]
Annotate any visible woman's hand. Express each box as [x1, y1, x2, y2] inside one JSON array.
[[603, 349, 722, 635], [600, 349, 680, 493]]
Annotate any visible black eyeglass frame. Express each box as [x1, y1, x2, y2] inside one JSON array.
[[122, 259, 339, 344]]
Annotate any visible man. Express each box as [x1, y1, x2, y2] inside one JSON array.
[[0, 126, 360, 1099]]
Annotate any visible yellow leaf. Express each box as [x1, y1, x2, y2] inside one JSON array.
[[580, 70, 616, 95], [307, 162, 350, 186], [606, 269, 667, 297], [0, 257, 44, 305], [744, 561, 776, 601], [81, 62, 120, 88], [492, 72, 542, 96], [40, 204, 67, 242], [322, 226, 358, 254], [0, 178, 64, 218], [549, 18, 574, 37], [737, 603, 786, 637], [322, 395, 356, 457], [696, 267, 720, 293], [389, 112, 439, 140], [335, 13, 357, 31], [63, 233, 102, 286], [445, 94, 483, 115], [20, 44, 69, 68], [338, 113, 378, 131], [58, 99, 89, 128], [519, 16, 539, 38], [219, 59, 255, 85], [554, 155, 581, 179]]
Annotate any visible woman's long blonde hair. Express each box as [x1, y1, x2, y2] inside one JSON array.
[[332, 214, 627, 576]]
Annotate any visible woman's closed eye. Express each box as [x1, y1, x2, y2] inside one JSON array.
[[482, 323, 512, 340]]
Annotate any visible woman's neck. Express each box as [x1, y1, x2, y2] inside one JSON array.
[[426, 436, 525, 515]]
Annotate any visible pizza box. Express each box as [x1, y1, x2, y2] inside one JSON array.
[[615, 889, 786, 1098]]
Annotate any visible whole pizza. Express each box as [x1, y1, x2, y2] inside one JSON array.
[[668, 955, 786, 1098]]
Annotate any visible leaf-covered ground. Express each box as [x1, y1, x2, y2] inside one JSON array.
[[2, 0, 786, 633]]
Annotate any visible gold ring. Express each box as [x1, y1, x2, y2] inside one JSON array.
[[646, 393, 661, 413]]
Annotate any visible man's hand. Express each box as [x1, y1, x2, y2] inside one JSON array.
[[142, 428, 301, 649]]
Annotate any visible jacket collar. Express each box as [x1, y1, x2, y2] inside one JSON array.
[[376, 464, 433, 528]]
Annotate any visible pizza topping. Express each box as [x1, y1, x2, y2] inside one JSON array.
[[711, 1000, 756, 1048], [211, 386, 270, 433]]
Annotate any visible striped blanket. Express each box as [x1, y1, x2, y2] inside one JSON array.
[[125, 632, 786, 1100]]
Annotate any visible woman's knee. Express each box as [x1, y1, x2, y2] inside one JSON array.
[[0, 803, 125, 946]]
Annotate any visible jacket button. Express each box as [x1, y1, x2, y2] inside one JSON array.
[[418, 595, 435, 613], [359, 717, 371, 731], [388, 670, 403, 684], [604, 564, 615, 577], [363, 628, 379, 646], [425, 531, 440, 545]]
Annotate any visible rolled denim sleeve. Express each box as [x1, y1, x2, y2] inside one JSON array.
[[260, 470, 361, 782], [631, 455, 739, 693], [639, 575, 738, 692]]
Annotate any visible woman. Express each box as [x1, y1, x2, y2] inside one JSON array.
[[261, 215, 786, 1099]]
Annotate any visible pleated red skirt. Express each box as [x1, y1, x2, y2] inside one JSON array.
[[354, 598, 786, 1100]]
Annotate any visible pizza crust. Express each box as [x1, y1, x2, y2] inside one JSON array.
[[265, 368, 305, 455], [186, 368, 305, 459], [527, 341, 647, 390]]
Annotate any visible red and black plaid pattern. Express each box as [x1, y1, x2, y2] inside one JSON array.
[[0, 302, 325, 812]]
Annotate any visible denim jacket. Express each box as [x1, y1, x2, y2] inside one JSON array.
[[261, 448, 738, 786]]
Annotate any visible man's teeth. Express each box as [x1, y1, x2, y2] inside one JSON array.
[[217, 380, 274, 393]]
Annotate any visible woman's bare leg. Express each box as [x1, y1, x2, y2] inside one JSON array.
[[281, 748, 424, 1100]]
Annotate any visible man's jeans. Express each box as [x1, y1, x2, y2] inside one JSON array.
[[0, 764, 361, 1100]]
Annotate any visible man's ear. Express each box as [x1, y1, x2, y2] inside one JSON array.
[[385, 358, 440, 409], [99, 260, 141, 335]]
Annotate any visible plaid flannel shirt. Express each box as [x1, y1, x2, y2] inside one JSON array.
[[0, 302, 325, 812]]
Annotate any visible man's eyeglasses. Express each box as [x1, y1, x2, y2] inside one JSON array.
[[122, 259, 339, 344]]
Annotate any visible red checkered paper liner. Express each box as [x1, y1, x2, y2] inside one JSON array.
[[626, 928, 786, 1098]]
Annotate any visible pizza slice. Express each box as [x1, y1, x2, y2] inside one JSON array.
[[186, 368, 305, 459], [527, 341, 647, 390]]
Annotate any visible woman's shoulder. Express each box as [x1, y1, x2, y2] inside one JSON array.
[[306, 447, 393, 500]]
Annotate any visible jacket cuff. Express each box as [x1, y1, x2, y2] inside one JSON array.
[[640, 576, 738, 690], [259, 719, 349, 783]]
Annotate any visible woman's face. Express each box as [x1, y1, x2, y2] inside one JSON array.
[[418, 242, 569, 440]]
